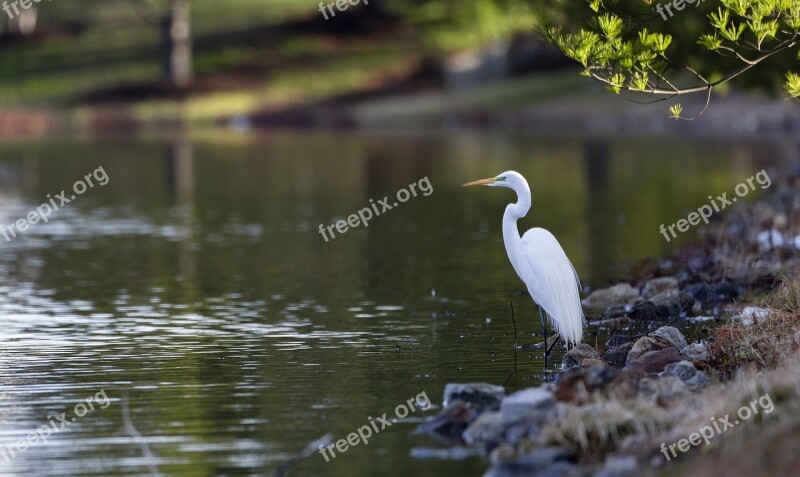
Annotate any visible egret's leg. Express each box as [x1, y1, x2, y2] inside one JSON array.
[[546, 334, 562, 357], [538, 305, 548, 369]]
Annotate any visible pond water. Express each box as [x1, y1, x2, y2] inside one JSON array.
[[0, 132, 793, 476]]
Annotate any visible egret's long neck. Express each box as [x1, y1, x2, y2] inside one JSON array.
[[502, 183, 531, 275]]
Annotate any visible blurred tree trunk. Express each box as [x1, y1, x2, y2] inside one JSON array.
[[8, 8, 37, 36], [162, 0, 192, 89]]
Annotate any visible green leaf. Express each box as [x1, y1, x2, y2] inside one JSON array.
[[786, 72, 800, 98], [669, 103, 684, 119]]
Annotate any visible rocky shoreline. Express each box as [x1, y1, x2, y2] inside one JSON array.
[[413, 166, 800, 476]]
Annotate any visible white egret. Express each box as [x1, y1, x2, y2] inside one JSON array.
[[463, 171, 585, 364]]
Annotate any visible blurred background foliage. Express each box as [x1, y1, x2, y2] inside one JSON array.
[[0, 0, 794, 123]]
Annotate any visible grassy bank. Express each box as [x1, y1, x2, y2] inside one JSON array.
[[0, 0, 545, 127]]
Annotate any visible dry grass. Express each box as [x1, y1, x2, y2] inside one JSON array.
[[646, 357, 800, 476], [706, 277, 800, 377], [538, 399, 672, 463], [767, 274, 800, 313]]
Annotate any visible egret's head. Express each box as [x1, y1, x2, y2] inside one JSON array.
[[462, 171, 527, 190]]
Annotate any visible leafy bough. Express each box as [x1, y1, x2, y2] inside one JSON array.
[[539, 0, 800, 119]]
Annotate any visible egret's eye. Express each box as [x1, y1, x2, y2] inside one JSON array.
[[496, 176, 506, 181]]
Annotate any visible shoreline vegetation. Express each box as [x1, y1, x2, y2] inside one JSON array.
[[414, 165, 800, 476], [0, 2, 797, 139]]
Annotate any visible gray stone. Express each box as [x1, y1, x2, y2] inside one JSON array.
[[500, 387, 556, 426], [734, 306, 770, 326], [638, 376, 689, 403], [648, 290, 684, 318], [443, 382, 505, 409], [603, 341, 633, 367], [641, 277, 679, 299], [410, 446, 480, 460], [503, 420, 541, 445], [417, 399, 479, 439], [582, 283, 640, 310], [660, 360, 697, 381], [681, 342, 709, 363], [516, 446, 575, 469], [659, 360, 711, 392], [488, 445, 575, 470], [463, 411, 504, 446], [624, 348, 684, 374], [684, 371, 712, 391], [650, 326, 687, 350], [649, 289, 681, 307], [626, 336, 670, 363], [595, 455, 639, 477], [554, 366, 619, 403], [562, 343, 602, 368]]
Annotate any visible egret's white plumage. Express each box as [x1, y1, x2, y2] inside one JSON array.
[[464, 170, 585, 346]]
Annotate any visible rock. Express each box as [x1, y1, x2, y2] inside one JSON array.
[[638, 376, 689, 403], [626, 327, 686, 363], [530, 462, 582, 477], [582, 284, 640, 311], [650, 326, 688, 350], [685, 371, 712, 391], [660, 360, 697, 381], [487, 443, 517, 465], [648, 290, 684, 318], [624, 348, 684, 374], [443, 383, 505, 410], [582, 358, 607, 367], [503, 420, 540, 445], [417, 399, 479, 441], [626, 336, 670, 363], [595, 455, 640, 477], [409, 446, 480, 460], [603, 342, 633, 368], [500, 387, 556, 426], [661, 360, 712, 391], [562, 343, 602, 368], [605, 369, 645, 400], [628, 301, 658, 320], [603, 305, 630, 318], [682, 282, 739, 307], [681, 342, 709, 363], [488, 445, 575, 472], [463, 411, 504, 446], [554, 366, 620, 404], [734, 306, 770, 326], [514, 447, 575, 469], [606, 334, 633, 348], [641, 277, 679, 299]]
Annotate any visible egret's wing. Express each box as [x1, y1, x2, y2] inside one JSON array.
[[517, 228, 585, 345]]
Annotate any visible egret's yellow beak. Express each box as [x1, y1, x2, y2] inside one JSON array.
[[462, 177, 496, 187]]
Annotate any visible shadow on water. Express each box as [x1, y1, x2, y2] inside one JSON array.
[[0, 131, 794, 476]]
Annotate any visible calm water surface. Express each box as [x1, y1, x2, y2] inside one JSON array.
[[0, 132, 793, 476]]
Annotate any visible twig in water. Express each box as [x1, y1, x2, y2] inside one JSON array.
[[275, 433, 334, 477], [121, 391, 161, 477]]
